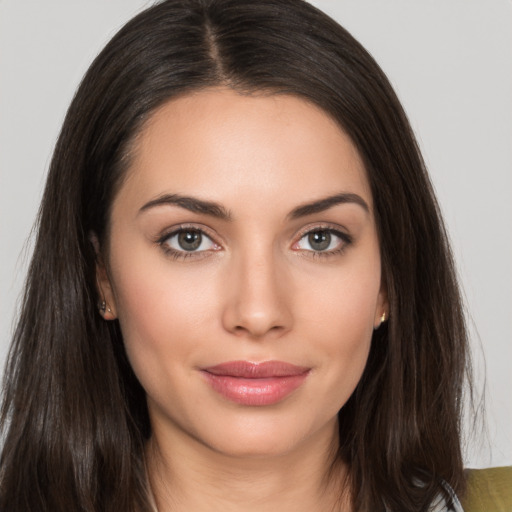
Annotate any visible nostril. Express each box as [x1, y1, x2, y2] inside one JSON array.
[[220, 264, 293, 338], [231, 322, 286, 339]]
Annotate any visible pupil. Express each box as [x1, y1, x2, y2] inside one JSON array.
[[178, 231, 201, 251], [308, 231, 331, 251]]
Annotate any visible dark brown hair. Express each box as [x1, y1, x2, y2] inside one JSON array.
[[0, 1, 470, 510]]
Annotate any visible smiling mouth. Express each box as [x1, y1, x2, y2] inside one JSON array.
[[201, 360, 310, 406]]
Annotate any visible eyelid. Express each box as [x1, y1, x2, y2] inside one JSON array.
[[154, 222, 352, 261], [156, 223, 219, 243], [291, 223, 352, 254], [293, 223, 351, 242], [156, 223, 222, 258]]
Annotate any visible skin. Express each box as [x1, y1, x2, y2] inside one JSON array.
[[97, 88, 388, 511]]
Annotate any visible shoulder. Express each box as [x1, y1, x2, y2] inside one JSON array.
[[461, 466, 512, 512]]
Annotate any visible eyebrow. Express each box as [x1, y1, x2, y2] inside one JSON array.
[[138, 191, 369, 221], [139, 194, 232, 220], [287, 192, 369, 219]]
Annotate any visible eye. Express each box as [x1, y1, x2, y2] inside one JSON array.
[[293, 228, 350, 253], [162, 228, 218, 253]]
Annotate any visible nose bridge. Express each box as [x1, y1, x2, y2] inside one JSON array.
[[222, 241, 292, 338]]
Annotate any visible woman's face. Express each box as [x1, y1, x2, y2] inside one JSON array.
[[98, 88, 387, 458]]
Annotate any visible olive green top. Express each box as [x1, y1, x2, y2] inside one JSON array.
[[462, 466, 512, 512]]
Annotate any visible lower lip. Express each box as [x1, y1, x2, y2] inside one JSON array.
[[202, 372, 309, 406]]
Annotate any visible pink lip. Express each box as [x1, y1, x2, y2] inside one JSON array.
[[201, 361, 310, 406]]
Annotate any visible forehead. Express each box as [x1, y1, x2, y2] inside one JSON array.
[[118, 87, 373, 217]]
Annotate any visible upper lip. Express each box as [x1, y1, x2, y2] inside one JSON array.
[[202, 360, 310, 378]]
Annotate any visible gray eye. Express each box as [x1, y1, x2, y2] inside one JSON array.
[[164, 229, 217, 253], [178, 230, 202, 251], [294, 229, 346, 253], [307, 231, 331, 251]]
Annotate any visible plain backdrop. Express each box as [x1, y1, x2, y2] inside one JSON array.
[[0, 0, 510, 468]]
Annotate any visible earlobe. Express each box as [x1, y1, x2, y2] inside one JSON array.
[[374, 308, 388, 330], [374, 310, 388, 330], [89, 232, 118, 321], [374, 281, 389, 330]]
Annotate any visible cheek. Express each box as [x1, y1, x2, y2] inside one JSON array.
[[108, 250, 221, 377], [294, 258, 380, 387], [307, 292, 374, 413], [108, 230, 380, 402]]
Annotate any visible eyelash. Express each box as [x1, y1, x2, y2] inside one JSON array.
[[156, 225, 220, 261], [293, 225, 352, 259], [156, 224, 352, 261]]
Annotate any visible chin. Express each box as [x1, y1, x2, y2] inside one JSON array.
[[193, 411, 338, 460]]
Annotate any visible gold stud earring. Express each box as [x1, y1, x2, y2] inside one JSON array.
[[380, 312, 387, 324]]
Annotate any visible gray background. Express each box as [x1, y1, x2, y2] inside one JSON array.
[[1, 0, 510, 467]]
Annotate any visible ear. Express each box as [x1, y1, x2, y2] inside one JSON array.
[[373, 278, 389, 330], [90, 232, 118, 321]]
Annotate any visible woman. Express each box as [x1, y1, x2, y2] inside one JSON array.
[[0, 0, 470, 510]]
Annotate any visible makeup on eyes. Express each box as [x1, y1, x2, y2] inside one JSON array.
[[154, 223, 222, 261], [153, 222, 354, 262], [291, 222, 353, 258], [138, 191, 368, 263]]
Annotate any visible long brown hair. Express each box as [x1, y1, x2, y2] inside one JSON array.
[[0, 1, 470, 510]]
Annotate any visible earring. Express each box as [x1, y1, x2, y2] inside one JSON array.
[[99, 300, 112, 315], [380, 312, 387, 325]]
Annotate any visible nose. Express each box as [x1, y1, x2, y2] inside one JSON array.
[[221, 249, 293, 340]]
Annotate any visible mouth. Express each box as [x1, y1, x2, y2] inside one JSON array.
[[201, 360, 310, 406]]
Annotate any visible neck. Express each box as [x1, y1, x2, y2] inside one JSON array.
[[145, 419, 351, 512]]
